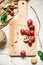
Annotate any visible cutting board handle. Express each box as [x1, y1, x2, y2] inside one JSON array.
[[18, 1, 28, 19]]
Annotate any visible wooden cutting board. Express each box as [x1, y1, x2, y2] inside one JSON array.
[[9, 1, 36, 57]]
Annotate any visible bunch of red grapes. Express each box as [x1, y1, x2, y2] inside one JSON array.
[[20, 19, 35, 47]]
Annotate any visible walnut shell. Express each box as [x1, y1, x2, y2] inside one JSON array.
[[0, 0, 4, 4]]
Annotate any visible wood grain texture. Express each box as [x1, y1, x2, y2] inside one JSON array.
[[9, 1, 36, 56]]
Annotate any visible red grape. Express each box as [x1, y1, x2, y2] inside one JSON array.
[[28, 40, 32, 47], [27, 19, 32, 26], [30, 30, 34, 36], [24, 30, 30, 36], [20, 29, 25, 35], [10, 10, 14, 16], [20, 50, 26, 57], [29, 25, 35, 30], [20, 29, 30, 36], [31, 36, 35, 43]]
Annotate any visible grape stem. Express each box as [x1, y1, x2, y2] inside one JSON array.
[[30, 6, 42, 48]]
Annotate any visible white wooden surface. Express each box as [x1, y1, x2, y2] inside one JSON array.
[[0, 0, 43, 65]]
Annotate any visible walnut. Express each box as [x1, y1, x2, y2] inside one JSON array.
[[23, 36, 29, 43], [0, 0, 4, 4], [31, 57, 37, 64]]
